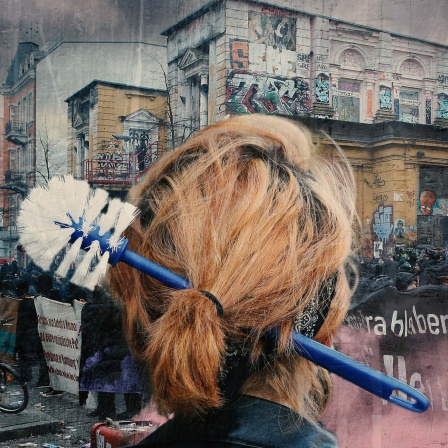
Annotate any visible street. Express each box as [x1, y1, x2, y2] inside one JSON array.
[[0, 382, 106, 447]]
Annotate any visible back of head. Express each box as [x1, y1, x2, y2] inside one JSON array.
[[109, 114, 357, 420]]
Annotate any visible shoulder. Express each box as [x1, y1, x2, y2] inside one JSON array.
[[132, 395, 338, 448]]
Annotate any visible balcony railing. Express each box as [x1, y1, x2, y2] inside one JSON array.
[[5, 170, 24, 184], [82, 143, 162, 187], [2, 170, 31, 195], [5, 121, 27, 145]]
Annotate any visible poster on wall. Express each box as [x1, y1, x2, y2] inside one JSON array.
[[417, 166, 448, 247], [248, 10, 296, 51], [373, 241, 383, 259]]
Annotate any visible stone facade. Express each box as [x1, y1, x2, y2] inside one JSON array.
[[0, 42, 40, 264], [35, 40, 168, 179], [161, 0, 448, 254], [163, 1, 448, 127], [66, 80, 167, 196]]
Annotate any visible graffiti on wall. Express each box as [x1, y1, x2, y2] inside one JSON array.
[[436, 92, 448, 119], [372, 194, 388, 204], [379, 85, 392, 110], [297, 53, 310, 78], [373, 205, 393, 241], [418, 190, 436, 215], [394, 98, 400, 120], [248, 11, 296, 50], [426, 98, 432, 124], [97, 152, 127, 170], [230, 39, 249, 70], [437, 74, 448, 86], [406, 190, 416, 208], [226, 70, 310, 116], [405, 225, 416, 241], [364, 173, 386, 189], [315, 72, 329, 103], [418, 191, 448, 216]]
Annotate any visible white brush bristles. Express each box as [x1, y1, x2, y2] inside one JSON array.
[[83, 251, 110, 291], [18, 174, 141, 290], [98, 198, 124, 236], [56, 237, 83, 277], [108, 202, 140, 250], [70, 240, 101, 287], [81, 188, 109, 235]]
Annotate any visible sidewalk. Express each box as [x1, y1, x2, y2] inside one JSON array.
[[0, 384, 106, 447]]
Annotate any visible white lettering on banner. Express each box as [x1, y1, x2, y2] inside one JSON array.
[[363, 306, 448, 337], [35, 296, 84, 394], [382, 355, 448, 412]]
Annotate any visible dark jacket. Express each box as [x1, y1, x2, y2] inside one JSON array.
[[130, 395, 338, 448], [79, 286, 145, 394]]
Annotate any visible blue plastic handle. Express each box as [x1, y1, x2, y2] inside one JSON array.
[[284, 330, 429, 413], [60, 219, 430, 413]]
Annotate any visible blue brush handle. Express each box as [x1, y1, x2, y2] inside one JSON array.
[[266, 329, 429, 413], [120, 248, 190, 290], [66, 220, 430, 413]]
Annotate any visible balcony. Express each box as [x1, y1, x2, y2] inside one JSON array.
[[0, 226, 18, 242], [82, 143, 162, 188], [1, 170, 29, 195], [5, 121, 28, 145]]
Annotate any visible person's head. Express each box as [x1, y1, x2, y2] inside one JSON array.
[[396, 272, 417, 291], [108, 114, 358, 421], [15, 279, 29, 297]]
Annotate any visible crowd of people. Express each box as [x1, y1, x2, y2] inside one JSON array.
[[0, 260, 147, 420], [356, 247, 448, 297]]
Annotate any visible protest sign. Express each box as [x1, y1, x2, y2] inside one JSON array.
[[35, 296, 84, 394], [322, 285, 448, 447], [0, 294, 19, 366]]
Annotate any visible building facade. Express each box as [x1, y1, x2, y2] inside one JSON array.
[[66, 80, 168, 197], [0, 42, 43, 265], [161, 0, 448, 256], [35, 40, 168, 185]]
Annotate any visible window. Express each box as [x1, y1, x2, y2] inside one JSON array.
[[27, 139, 33, 172], [399, 89, 420, 123], [337, 80, 361, 122], [9, 148, 15, 170], [23, 96, 27, 124], [28, 92, 33, 121], [17, 146, 22, 173], [0, 208, 3, 227], [9, 197, 16, 227], [9, 105, 15, 124], [17, 100, 21, 124]]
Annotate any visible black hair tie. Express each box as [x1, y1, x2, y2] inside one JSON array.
[[199, 290, 224, 317]]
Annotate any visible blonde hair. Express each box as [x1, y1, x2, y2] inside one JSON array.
[[108, 114, 357, 420]]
